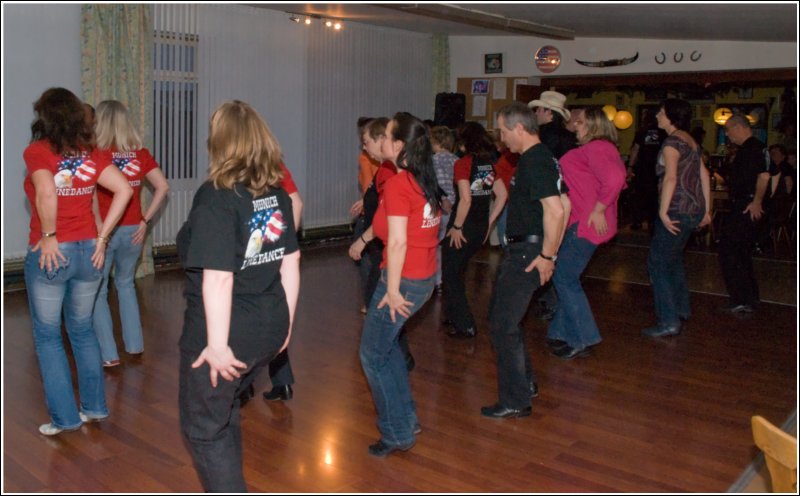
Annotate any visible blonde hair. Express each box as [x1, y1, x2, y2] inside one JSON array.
[[578, 106, 618, 145], [94, 100, 143, 152], [207, 100, 283, 195]]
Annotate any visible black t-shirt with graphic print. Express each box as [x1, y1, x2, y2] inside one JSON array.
[[506, 143, 565, 238], [448, 154, 495, 231], [177, 181, 298, 356]]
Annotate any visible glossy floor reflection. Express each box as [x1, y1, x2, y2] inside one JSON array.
[[3, 239, 796, 492]]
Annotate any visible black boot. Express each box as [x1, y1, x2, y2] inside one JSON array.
[[262, 384, 293, 401], [237, 384, 255, 407]]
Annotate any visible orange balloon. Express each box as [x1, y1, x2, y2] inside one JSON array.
[[613, 110, 633, 129]]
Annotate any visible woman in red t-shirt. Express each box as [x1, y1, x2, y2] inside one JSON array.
[[23, 88, 133, 436], [92, 100, 170, 368], [357, 112, 441, 458]]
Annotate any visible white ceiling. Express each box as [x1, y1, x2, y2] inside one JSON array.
[[248, 2, 797, 42]]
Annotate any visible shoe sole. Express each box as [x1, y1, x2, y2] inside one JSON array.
[[368, 441, 415, 457], [551, 348, 591, 359]]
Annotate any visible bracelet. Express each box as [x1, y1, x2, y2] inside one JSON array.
[[41, 231, 57, 238], [142, 216, 152, 226], [452, 225, 463, 230], [360, 234, 368, 244], [97, 235, 109, 244]]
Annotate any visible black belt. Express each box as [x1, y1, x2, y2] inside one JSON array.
[[504, 234, 541, 244]]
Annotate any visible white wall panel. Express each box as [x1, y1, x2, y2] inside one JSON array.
[[304, 23, 433, 229], [2, 4, 83, 260]]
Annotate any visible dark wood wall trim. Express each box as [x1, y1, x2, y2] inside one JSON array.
[[542, 68, 796, 90]]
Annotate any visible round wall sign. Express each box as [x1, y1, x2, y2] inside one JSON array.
[[535, 45, 561, 73]]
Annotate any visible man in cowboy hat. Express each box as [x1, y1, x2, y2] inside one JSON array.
[[527, 91, 577, 324]]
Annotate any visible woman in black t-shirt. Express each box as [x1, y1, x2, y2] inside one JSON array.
[[441, 122, 507, 338], [176, 101, 300, 492]]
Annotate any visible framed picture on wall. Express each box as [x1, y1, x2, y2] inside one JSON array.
[[472, 79, 490, 95], [485, 53, 503, 74]]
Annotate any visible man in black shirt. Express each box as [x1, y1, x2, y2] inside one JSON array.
[[718, 115, 770, 313], [527, 91, 577, 321], [482, 102, 569, 419]]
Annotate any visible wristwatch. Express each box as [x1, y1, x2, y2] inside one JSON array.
[[540, 253, 557, 262]]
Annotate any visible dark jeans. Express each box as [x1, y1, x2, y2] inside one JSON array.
[[648, 213, 703, 325], [179, 341, 280, 492], [718, 210, 761, 307], [268, 349, 294, 387], [488, 242, 543, 409], [358, 240, 383, 309], [441, 224, 485, 332], [359, 270, 434, 446]]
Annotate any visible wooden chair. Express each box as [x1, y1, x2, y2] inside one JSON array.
[[751, 415, 798, 493]]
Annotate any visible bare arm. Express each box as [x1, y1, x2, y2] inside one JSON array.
[[698, 161, 712, 228], [278, 250, 300, 352], [94, 166, 134, 268], [447, 180, 471, 248], [744, 172, 770, 220], [349, 224, 374, 261], [658, 146, 680, 235], [132, 168, 170, 245], [524, 194, 565, 285], [627, 143, 640, 181], [289, 191, 303, 230], [485, 179, 508, 242], [377, 215, 411, 322], [30, 169, 65, 271], [192, 269, 247, 387]]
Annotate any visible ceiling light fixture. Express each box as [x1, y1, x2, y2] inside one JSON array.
[[289, 14, 300, 23], [304, 17, 312, 25]]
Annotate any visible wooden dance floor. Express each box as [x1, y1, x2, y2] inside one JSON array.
[[3, 242, 797, 492]]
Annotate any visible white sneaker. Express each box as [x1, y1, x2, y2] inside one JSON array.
[[38, 422, 81, 436], [79, 412, 108, 423], [38, 423, 63, 436]]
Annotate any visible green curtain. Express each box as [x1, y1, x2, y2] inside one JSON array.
[[81, 4, 155, 277], [432, 33, 450, 104]]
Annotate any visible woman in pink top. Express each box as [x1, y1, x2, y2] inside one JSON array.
[[545, 107, 627, 359]]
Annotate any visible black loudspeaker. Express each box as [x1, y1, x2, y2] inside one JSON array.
[[434, 92, 466, 129]]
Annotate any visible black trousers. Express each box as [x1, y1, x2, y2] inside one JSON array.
[[268, 349, 294, 387], [488, 243, 542, 409], [179, 342, 280, 493], [718, 210, 761, 307], [441, 224, 485, 332]]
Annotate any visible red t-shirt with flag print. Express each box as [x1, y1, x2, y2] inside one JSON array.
[[372, 171, 441, 279], [278, 162, 298, 195], [23, 139, 112, 245], [96, 147, 159, 225]]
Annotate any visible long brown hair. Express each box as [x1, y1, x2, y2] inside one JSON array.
[[207, 101, 283, 196], [30, 87, 93, 154]]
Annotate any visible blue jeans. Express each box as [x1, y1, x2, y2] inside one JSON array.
[[547, 224, 601, 349], [24, 240, 108, 429], [496, 207, 508, 248], [359, 270, 434, 446], [648, 213, 703, 326], [93, 225, 144, 361]]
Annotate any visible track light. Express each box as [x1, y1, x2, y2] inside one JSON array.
[[287, 12, 343, 30]]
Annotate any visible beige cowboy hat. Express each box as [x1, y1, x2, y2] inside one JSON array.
[[528, 91, 570, 120]]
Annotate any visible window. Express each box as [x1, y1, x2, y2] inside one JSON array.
[[153, 30, 198, 180]]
